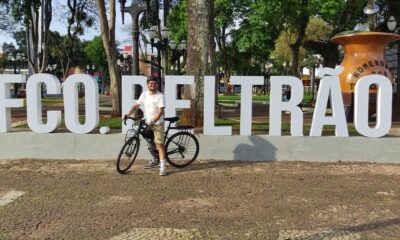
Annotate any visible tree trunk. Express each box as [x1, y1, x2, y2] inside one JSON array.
[[208, 0, 218, 107], [290, 0, 308, 77], [95, 0, 121, 117], [26, 0, 52, 74], [182, 0, 210, 127]]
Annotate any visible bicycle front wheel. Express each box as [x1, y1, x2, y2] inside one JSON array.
[[116, 136, 140, 174], [165, 132, 199, 168]]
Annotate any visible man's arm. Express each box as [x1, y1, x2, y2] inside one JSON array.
[[149, 107, 164, 125], [126, 103, 140, 117], [125, 92, 145, 118]]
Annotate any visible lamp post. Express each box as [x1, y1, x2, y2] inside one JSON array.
[[7, 52, 26, 97], [85, 64, 96, 75], [387, 15, 400, 92], [170, 40, 186, 74], [147, 25, 170, 91], [169, 40, 186, 98], [119, 0, 149, 77], [282, 61, 287, 75], [263, 62, 273, 95]]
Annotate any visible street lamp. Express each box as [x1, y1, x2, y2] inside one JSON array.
[[7, 52, 26, 97], [119, 0, 149, 77], [86, 64, 94, 75], [147, 25, 170, 91], [387, 15, 400, 92], [263, 62, 273, 95], [169, 40, 187, 99], [169, 40, 186, 75], [117, 54, 131, 75], [282, 61, 287, 75]]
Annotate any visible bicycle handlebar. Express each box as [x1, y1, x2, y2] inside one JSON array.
[[123, 116, 144, 126]]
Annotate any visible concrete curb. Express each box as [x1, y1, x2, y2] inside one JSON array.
[[1, 132, 400, 163]]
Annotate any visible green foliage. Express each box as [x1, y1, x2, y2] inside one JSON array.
[[2, 42, 16, 55], [84, 36, 108, 72], [12, 30, 27, 53], [167, 0, 187, 42], [305, 17, 334, 42], [320, 0, 345, 25]]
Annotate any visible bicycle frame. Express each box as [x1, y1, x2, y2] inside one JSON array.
[[124, 117, 194, 144]]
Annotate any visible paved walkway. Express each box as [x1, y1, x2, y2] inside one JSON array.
[[1, 160, 399, 239]]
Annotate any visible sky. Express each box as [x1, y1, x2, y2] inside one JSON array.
[[0, 1, 135, 53]]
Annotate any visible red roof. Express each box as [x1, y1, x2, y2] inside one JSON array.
[[123, 45, 132, 53]]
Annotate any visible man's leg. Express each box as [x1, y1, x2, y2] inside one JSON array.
[[156, 143, 166, 176], [153, 125, 166, 176]]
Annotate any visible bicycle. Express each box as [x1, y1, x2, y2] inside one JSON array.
[[116, 116, 200, 174]]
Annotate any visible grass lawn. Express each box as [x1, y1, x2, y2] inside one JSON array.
[[16, 116, 356, 134], [218, 93, 313, 105], [16, 116, 123, 129]]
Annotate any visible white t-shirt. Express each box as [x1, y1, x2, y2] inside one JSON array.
[[137, 91, 166, 124]]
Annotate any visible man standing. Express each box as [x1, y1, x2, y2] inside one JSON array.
[[125, 77, 167, 176]]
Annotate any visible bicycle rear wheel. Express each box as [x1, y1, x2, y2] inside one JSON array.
[[116, 136, 140, 174], [165, 132, 199, 168]]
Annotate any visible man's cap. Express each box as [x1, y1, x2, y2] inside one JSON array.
[[147, 76, 158, 83]]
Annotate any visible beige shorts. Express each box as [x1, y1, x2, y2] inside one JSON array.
[[152, 124, 165, 144]]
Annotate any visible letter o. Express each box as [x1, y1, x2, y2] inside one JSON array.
[[63, 74, 99, 134]]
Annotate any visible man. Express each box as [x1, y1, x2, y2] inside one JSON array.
[[125, 77, 167, 176]]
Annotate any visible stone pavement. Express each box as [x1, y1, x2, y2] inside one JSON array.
[[1, 160, 399, 239]]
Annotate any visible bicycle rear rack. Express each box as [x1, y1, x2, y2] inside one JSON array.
[[170, 125, 194, 133]]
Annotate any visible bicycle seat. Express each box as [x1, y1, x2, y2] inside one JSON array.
[[165, 116, 179, 123]]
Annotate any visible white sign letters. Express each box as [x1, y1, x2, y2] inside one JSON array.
[[0, 68, 394, 137]]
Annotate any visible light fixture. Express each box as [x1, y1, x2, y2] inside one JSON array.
[[160, 26, 169, 40], [179, 40, 187, 50], [147, 27, 157, 41], [169, 40, 176, 49], [387, 16, 397, 32]]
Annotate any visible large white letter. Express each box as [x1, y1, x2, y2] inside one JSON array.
[[0, 74, 26, 132], [203, 76, 232, 135], [122, 75, 148, 133], [269, 76, 303, 136], [354, 75, 392, 137], [230, 76, 263, 136], [164, 75, 193, 118], [27, 74, 62, 133], [63, 74, 99, 134], [310, 66, 348, 137]]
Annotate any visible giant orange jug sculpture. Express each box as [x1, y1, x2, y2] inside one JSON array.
[[331, 32, 400, 93]]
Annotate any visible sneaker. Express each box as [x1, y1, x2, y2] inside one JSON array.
[[159, 167, 166, 176], [144, 159, 159, 169]]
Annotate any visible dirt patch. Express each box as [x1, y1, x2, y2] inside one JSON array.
[[0, 190, 25, 207], [110, 228, 203, 240], [98, 196, 133, 207], [163, 198, 216, 213]]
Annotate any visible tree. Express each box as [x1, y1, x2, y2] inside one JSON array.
[[95, 0, 121, 117], [5, 0, 53, 73], [2, 43, 17, 56], [213, 0, 242, 75], [231, 0, 285, 75], [182, 0, 210, 126], [54, 0, 97, 77], [0, 5, 14, 32], [84, 36, 108, 72], [272, 17, 333, 74], [303, 0, 366, 67]]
